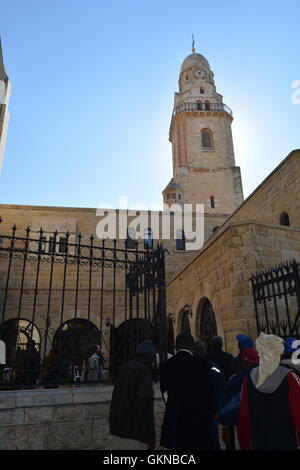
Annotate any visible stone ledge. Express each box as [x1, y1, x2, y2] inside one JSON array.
[[0, 385, 115, 409], [0, 384, 162, 411]]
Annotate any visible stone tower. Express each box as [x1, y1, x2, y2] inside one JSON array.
[[163, 46, 243, 239], [0, 38, 11, 173]]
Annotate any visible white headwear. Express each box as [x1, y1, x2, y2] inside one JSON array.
[[256, 332, 284, 388]]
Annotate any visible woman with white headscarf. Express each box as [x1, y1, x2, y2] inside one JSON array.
[[238, 332, 300, 450]]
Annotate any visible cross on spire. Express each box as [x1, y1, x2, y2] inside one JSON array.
[[192, 34, 196, 54]]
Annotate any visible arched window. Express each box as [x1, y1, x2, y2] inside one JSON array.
[[201, 129, 213, 148], [176, 229, 186, 251], [197, 101, 202, 110], [144, 228, 153, 250], [280, 212, 290, 227], [126, 227, 136, 249], [196, 298, 218, 351], [205, 100, 210, 110], [200, 87, 204, 94], [186, 75, 189, 81], [0, 318, 41, 367], [210, 196, 215, 209]]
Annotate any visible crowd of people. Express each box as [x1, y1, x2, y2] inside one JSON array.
[[107, 332, 300, 450], [10, 341, 104, 387]]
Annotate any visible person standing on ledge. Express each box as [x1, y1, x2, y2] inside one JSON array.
[[107, 340, 156, 450]]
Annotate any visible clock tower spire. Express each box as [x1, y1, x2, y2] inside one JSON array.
[[163, 48, 243, 240]]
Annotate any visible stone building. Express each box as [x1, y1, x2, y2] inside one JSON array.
[[0, 42, 298, 369], [0, 38, 11, 173], [167, 149, 300, 353]]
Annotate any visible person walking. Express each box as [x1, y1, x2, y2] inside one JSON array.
[[239, 332, 300, 450], [229, 334, 254, 378], [107, 340, 156, 450], [44, 347, 64, 388], [206, 336, 233, 381], [194, 340, 226, 450], [160, 333, 214, 450], [221, 347, 259, 449], [23, 340, 40, 386]]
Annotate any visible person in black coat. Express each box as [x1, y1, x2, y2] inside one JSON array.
[[206, 336, 233, 381], [160, 333, 214, 450], [23, 340, 40, 386], [108, 340, 156, 450]]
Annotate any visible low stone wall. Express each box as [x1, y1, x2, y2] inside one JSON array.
[[0, 385, 165, 450]]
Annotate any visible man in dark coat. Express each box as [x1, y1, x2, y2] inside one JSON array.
[[107, 340, 156, 450], [23, 340, 40, 386], [206, 336, 233, 381], [160, 333, 214, 450]]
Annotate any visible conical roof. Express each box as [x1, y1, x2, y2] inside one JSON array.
[[162, 178, 179, 193]]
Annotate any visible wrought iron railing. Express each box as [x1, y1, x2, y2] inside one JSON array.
[[173, 101, 232, 116], [249, 259, 300, 339], [0, 222, 168, 390]]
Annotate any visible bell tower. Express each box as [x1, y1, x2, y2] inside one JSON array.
[[163, 43, 243, 238], [0, 37, 11, 173]]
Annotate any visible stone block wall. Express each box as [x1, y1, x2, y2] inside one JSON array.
[[0, 385, 165, 450], [224, 149, 300, 229], [166, 220, 300, 355]]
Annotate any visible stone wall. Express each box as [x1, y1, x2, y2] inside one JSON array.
[[0, 384, 165, 450], [166, 220, 300, 355], [222, 149, 300, 229]]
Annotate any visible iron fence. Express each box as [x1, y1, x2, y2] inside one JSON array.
[[250, 259, 300, 338], [0, 221, 168, 389]]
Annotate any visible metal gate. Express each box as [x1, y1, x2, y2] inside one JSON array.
[[0, 221, 167, 388], [250, 259, 300, 339]]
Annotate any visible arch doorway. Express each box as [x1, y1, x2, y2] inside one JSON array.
[[110, 318, 153, 378], [0, 318, 41, 367], [53, 318, 101, 368], [196, 298, 218, 351], [178, 308, 191, 334]]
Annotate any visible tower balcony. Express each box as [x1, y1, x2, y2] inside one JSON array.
[[169, 101, 233, 140], [173, 101, 232, 116]]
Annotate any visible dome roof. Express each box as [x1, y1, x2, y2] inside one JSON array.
[[180, 53, 210, 73]]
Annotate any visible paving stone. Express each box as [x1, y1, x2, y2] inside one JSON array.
[[0, 408, 24, 426], [54, 404, 84, 421], [24, 406, 53, 424], [0, 395, 16, 410], [85, 402, 110, 419], [4, 424, 45, 450], [92, 417, 109, 449], [46, 420, 92, 450]]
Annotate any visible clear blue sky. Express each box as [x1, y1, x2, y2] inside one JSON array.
[[0, 0, 299, 210]]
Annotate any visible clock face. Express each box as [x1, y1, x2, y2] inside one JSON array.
[[193, 68, 206, 79]]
